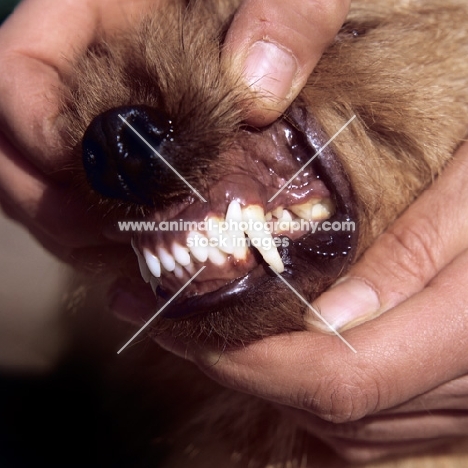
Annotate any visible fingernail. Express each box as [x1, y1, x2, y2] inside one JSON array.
[[243, 41, 297, 102], [306, 278, 382, 332]]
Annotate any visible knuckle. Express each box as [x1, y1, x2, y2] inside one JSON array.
[[299, 370, 381, 424], [376, 215, 441, 287]]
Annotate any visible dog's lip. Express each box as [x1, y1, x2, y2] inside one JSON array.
[[132, 105, 358, 320], [156, 260, 277, 319]]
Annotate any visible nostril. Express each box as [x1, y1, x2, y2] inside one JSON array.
[[82, 105, 175, 206]]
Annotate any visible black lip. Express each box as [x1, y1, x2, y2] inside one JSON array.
[[157, 260, 276, 319], [159, 106, 358, 320]]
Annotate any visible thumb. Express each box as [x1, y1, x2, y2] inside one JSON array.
[[308, 142, 468, 332], [223, 0, 350, 126]]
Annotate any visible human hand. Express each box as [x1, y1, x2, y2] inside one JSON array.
[[156, 141, 468, 463], [223, 0, 351, 125], [0, 0, 161, 267], [0, 0, 349, 266]]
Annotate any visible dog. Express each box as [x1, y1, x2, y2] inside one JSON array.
[[54, 0, 468, 465]]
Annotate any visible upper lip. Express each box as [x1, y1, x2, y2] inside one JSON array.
[[131, 104, 358, 319]]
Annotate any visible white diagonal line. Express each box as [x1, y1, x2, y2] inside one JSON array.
[[269, 115, 356, 203], [117, 266, 206, 354], [118, 115, 207, 203], [270, 267, 357, 353]]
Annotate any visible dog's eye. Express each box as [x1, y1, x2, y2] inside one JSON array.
[[82, 105, 174, 206]]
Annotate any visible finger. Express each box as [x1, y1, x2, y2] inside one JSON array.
[[379, 376, 468, 414], [223, 0, 350, 126], [0, 189, 133, 271], [108, 277, 159, 326], [0, 0, 160, 174], [286, 406, 468, 443], [0, 130, 108, 248], [319, 437, 456, 464], [288, 405, 468, 462], [308, 142, 468, 332], [189, 249, 468, 423], [288, 391, 468, 465]]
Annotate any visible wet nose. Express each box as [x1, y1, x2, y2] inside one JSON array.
[[82, 105, 177, 206]]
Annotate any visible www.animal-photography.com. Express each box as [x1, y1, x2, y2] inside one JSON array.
[[1, 1, 468, 467]]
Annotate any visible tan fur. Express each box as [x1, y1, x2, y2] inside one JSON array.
[[61, 0, 468, 347], [59, 0, 468, 466]]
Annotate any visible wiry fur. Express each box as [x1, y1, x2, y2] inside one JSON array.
[[61, 0, 468, 347], [63, 0, 247, 209], [58, 0, 468, 465]]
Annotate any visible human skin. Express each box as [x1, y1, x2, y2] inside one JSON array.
[[3, 0, 468, 462], [160, 141, 468, 462], [0, 0, 165, 267]]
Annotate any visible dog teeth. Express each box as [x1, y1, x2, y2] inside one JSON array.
[[172, 243, 191, 266], [187, 231, 209, 263], [311, 200, 334, 220], [131, 239, 151, 283], [273, 208, 297, 232], [241, 204, 284, 273], [271, 206, 284, 219], [143, 248, 161, 279], [226, 200, 242, 221], [218, 232, 236, 255], [232, 237, 248, 260], [173, 264, 185, 279], [184, 262, 196, 275], [225, 200, 248, 260], [206, 216, 235, 255], [208, 245, 226, 265], [289, 198, 334, 220], [289, 199, 320, 220], [157, 247, 176, 272], [281, 209, 293, 222], [141, 197, 334, 281]]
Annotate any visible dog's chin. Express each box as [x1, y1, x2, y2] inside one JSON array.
[[119, 104, 359, 346]]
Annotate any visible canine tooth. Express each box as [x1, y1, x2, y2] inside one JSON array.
[[242, 205, 284, 273], [143, 248, 161, 279], [232, 236, 248, 260], [206, 216, 235, 255], [208, 246, 226, 265], [218, 233, 236, 255], [187, 231, 209, 263], [226, 200, 247, 259], [173, 264, 185, 279], [206, 216, 223, 237], [265, 212, 272, 221], [225, 200, 242, 221], [157, 247, 176, 272], [172, 243, 191, 266], [130, 240, 151, 282], [311, 201, 333, 220]]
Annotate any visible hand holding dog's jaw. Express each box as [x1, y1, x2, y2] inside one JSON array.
[[308, 141, 468, 333], [0, 0, 348, 267], [223, 0, 351, 126], [162, 141, 468, 462], [0, 0, 166, 262]]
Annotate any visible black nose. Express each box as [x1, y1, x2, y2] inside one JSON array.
[[82, 105, 177, 206]]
